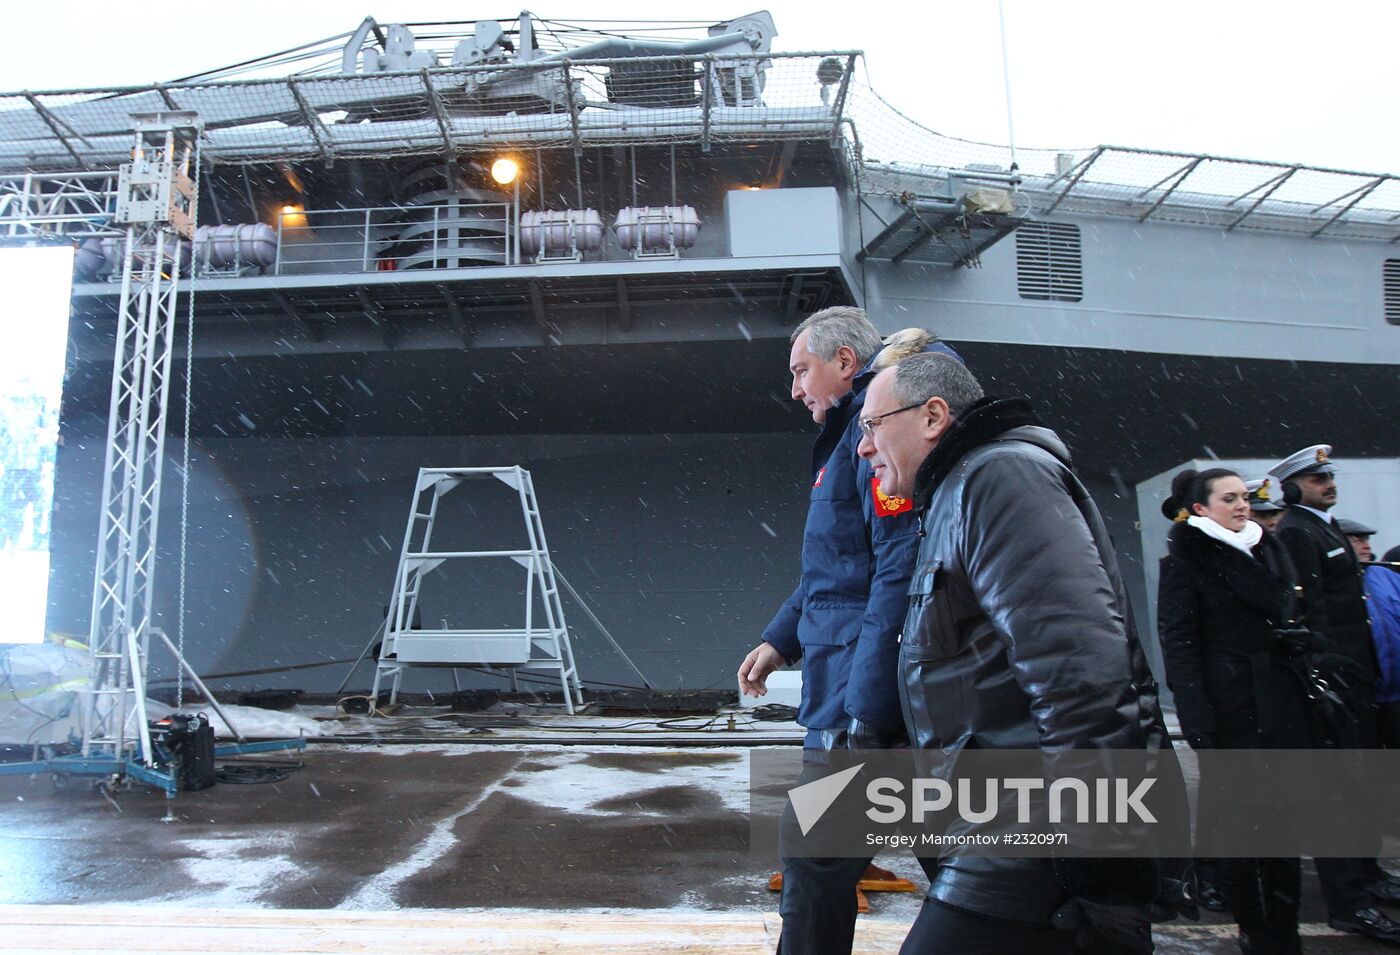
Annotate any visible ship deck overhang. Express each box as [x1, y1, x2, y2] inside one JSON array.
[[69, 253, 858, 347]]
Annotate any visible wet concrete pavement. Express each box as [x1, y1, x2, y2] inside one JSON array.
[[0, 746, 765, 912], [0, 743, 1395, 952]]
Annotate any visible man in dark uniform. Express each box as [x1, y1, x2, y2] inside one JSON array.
[[737, 307, 958, 954], [1270, 445, 1400, 942]]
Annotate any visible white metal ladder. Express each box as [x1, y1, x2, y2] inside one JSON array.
[[370, 466, 584, 713]]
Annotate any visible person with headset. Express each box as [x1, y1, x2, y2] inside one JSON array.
[[1244, 478, 1286, 534], [1269, 445, 1400, 943]]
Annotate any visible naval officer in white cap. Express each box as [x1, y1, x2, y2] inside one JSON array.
[[1270, 445, 1400, 940], [1269, 445, 1370, 686]]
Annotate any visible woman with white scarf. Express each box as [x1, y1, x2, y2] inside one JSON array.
[[1158, 467, 1313, 954]]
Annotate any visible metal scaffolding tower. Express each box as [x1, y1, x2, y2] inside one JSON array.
[[0, 112, 309, 803], [81, 112, 202, 766]]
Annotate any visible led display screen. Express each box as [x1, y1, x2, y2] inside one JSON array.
[[0, 245, 74, 644]]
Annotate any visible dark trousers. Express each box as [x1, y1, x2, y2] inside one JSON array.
[[1313, 856, 1372, 917], [777, 852, 874, 955], [1378, 701, 1400, 749], [777, 749, 934, 955], [1218, 856, 1301, 944], [1312, 692, 1382, 917], [899, 899, 1076, 955]]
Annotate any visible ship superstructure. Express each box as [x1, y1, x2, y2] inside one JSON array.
[[0, 12, 1395, 692]]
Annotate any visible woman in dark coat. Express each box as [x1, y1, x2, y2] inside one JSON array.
[[1158, 467, 1312, 954]]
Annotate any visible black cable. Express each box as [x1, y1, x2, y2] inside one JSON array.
[[146, 656, 361, 685], [214, 759, 302, 785], [655, 713, 724, 731], [431, 666, 650, 693], [149, 657, 647, 693], [336, 705, 763, 734], [749, 703, 799, 722]]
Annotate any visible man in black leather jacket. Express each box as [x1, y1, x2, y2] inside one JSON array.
[[856, 353, 1164, 954]]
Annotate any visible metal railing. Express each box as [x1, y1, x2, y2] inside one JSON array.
[[273, 201, 514, 275]]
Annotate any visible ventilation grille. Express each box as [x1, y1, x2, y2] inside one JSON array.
[[1387, 260, 1400, 326], [1016, 222, 1083, 302]]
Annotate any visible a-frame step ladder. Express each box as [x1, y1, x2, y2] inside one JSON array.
[[371, 467, 584, 713]]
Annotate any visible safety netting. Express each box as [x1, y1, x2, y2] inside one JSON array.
[[0, 25, 1393, 240]]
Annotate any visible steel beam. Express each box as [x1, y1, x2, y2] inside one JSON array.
[[1311, 176, 1390, 238], [828, 54, 858, 147], [441, 286, 470, 346], [700, 55, 714, 154], [771, 140, 798, 189], [1043, 147, 1103, 214], [528, 280, 548, 339], [288, 79, 334, 164], [855, 207, 915, 262], [1138, 156, 1205, 222], [0, 170, 119, 238], [561, 62, 583, 157], [154, 84, 179, 111], [616, 277, 631, 332], [1226, 166, 1299, 231], [891, 222, 939, 265], [1136, 158, 1199, 199], [419, 69, 455, 159], [271, 288, 325, 342], [22, 92, 89, 169], [356, 287, 396, 349], [783, 273, 805, 324]]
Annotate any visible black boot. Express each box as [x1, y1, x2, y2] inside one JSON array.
[[1236, 926, 1270, 954]]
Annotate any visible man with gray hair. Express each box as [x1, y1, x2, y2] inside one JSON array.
[[738, 307, 957, 954], [857, 354, 1163, 953]]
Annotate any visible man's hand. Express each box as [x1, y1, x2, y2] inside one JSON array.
[[1273, 627, 1324, 657], [738, 641, 786, 698]]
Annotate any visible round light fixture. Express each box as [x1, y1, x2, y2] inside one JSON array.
[[491, 158, 520, 185]]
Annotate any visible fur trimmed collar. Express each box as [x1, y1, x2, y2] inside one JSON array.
[[912, 396, 1041, 510]]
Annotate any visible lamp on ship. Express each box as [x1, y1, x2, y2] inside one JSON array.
[[490, 157, 520, 185]]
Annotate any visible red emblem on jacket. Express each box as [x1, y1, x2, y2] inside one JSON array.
[[873, 477, 912, 516], [813, 467, 826, 488]]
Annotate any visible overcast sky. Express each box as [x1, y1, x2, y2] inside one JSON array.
[[3, 0, 1392, 173]]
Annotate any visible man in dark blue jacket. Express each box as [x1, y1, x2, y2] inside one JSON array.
[[737, 308, 958, 954]]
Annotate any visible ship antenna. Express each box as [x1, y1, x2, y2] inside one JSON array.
[[997, 0, 1019, 176]]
